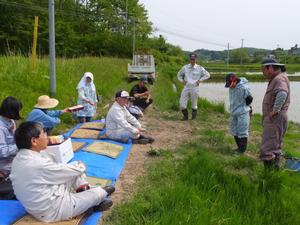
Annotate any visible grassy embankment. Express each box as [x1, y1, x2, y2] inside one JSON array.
[[0, 56, 134, 132], [1, 56, 300, 224]]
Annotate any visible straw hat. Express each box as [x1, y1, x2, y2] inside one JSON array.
[[34, 95, 59, 109]]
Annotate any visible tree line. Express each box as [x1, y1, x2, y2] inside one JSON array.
[[0, 0, 183, 59]]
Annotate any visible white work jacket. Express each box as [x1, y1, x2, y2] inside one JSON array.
[[10, 149, 85, 220], [105, 102, 141, 136], [177, 63, 210, 89]]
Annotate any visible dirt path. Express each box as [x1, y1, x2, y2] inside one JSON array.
[[101, 108, 194, 222]]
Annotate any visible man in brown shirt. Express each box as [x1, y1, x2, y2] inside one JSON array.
[[260, 58, 290, 169]]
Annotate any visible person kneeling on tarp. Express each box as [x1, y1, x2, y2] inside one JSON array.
[[106, 90, 154, 144], [10, 121, 115, 222]]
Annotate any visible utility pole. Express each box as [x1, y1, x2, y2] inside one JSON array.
[[227, 43, 230, 71], [132, 19, 136, 61], [49, 0, 56, 97], [125, 0, 128, 35], [240, 38, 244, 65]]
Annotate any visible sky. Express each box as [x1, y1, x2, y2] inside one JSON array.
[[139, 0, 299, 51]]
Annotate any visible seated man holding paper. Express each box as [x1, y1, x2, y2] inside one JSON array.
[[105, 90, 154, 144], [10, 121, 115, 222]]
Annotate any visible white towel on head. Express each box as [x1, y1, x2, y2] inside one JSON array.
[[76, 72, 96, 92]]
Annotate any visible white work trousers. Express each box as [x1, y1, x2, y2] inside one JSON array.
[[106, 128, 139, 143], [179, 86, 200, 110], [48, 175, 107, 222]]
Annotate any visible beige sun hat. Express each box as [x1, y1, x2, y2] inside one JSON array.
[[34, 95, 59, 109]]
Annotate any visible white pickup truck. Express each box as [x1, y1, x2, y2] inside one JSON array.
[[128, 54, 156, 84]]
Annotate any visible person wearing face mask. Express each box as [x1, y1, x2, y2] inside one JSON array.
[[76, 72, 98, 123], [177, 53, 210, 120], [26, 95, 69, 135], [225, 73, 253, 154], [105, 90, 154, 144]]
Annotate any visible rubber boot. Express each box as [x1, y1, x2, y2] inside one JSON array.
[[234, 137, 247, 154], [234, 136, 239, 149], [181, 109, 188, 121], [238, 137, 247, 153], [191, 109, 197, 120]]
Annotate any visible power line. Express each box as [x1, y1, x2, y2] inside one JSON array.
[[157, 27, 238, 49]]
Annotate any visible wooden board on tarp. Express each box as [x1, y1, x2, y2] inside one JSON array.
[[83, 142, 124, 158], [86, 176, 112, 187], [71, 142, 87, 152], [79, 122, 105, 130], [12, 212, 90, 225], [10, 176, 112, 225], [70, 129, 100, 139]]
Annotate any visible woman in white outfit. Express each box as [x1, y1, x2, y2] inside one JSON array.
[[76, 72, 98, 123]]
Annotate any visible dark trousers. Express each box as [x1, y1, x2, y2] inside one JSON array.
[[78, 117, 92, 123], [0, 177, 16, 200], [133, 98, 153, 111]]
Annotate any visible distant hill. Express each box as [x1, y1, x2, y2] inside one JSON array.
[[185, 48, 273, 62]]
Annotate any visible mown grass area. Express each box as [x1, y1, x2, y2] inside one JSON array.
[[105, 99, 300, 225]]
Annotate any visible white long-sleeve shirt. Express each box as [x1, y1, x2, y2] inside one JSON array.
[[105, 102, 141, 136], [177, 63, 210, 88], [10, 149, 86, 219]]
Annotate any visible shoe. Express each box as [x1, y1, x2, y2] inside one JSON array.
[[103, 185, 115, 196], [147, 137, 155, 143], [132, 138, 149, 144], [140, 135, 155, 144], [93, 198, 113, 212]]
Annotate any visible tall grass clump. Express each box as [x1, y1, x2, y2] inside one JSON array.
[[152, 63, 181, 111]]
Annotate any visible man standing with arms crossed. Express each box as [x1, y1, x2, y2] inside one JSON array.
[[260, 58, 290, 169], [177, 53, 210, 120]]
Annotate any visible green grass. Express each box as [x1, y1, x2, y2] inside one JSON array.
[[102, 60, 300, 224], [106, 110, 300, 225], [1, 56, 300, 224]]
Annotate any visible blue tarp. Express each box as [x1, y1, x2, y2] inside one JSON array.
[[0, 121, 132, 225]]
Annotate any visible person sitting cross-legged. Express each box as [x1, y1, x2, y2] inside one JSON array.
[[105, 90, 154, 144], [10, 121, 115, 222]]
